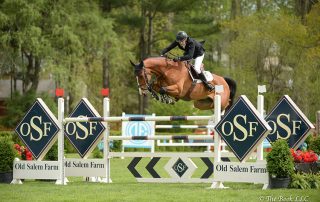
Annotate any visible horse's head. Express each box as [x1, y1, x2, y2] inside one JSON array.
[[130, 60, 151, 96]]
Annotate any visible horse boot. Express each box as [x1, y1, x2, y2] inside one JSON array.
[[198, 72, 215, 92]]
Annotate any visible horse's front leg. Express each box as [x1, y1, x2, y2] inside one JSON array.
[[160, 84, 181, 97], [159, 85, 181, 104]]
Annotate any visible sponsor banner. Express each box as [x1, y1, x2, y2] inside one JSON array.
[[266, 95, 314, 149], [214, 162, 268, 184], [14, 98, 60, 160], [122, 114, 155, 149], [64, 98, 106, 158], [13, 160, 60, 179], [65, 159, 106, 177], [215, 96, 271, 162]]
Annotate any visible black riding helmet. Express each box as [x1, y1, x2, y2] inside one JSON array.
[[176, 31, 188, 42]]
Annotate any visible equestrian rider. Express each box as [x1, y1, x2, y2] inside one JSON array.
[[160, 31, 215, 92]]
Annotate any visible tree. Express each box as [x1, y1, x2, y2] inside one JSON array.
[[0, 0, 51, 93]]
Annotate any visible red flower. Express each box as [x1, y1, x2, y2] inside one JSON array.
[[291, 149, 319, 163], [14, 144, 20, 151], [26, 151, 33, 160], [13, 143, 33, 161]]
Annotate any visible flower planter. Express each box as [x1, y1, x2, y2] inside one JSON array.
[[269, 176, 291, 189], [295, 162, 319, 173], [0, 172, 13, 183]]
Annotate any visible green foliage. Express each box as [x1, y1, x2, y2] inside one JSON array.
[[290, 173, 311, 189], [222, 5, 320, 121], [0, 131, 11, 139], [64, 140, 76, 153], [290, 173, 320, 189], [111, 140, 122, 152], [308, 136, 320, 155], [0, 137, 16, 172], [305, 173, 320, 189], [1, 91, 57, 128], [266, 139, 295, 178], [0, 131, 22, 147], [305, 135, 313, 147], [92, 147, 103, 159], [45, 143, 58, 161]]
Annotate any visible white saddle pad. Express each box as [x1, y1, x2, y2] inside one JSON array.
[[196, 71, 213, 83]]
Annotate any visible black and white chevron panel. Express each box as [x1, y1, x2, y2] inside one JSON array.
[[127, 156, 215, 183]]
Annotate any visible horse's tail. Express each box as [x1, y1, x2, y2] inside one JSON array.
[[224, 77, 237, 112]]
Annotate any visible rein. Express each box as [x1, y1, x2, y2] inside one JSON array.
[[143, 67, 154, 92], [136, 64, 157, 95]]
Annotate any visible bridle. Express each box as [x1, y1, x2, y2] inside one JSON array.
[[135, 65, 153, 95]]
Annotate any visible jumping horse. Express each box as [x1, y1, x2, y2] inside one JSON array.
[[130, 57, 237, 111]]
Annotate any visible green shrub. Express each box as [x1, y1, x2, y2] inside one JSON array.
[[64, 140, 76, 153], [290, 173, 320, 189], [309, 136, 320, 155], [0, 137, 16, 172], [290, 173, 311, 189], [111, 140, 122, 152], [0, 131, 23, 146], [266, 139, 294, 178], [45, 143, 58, 161], [0, 131, 11, 139], [305, 173, 320, 189], [305, 135, 313, 147], [92, 147, 103, 158]]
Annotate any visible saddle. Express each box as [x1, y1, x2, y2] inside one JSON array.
[[180, 62, 215, 101], [186, 63, 213, 83]]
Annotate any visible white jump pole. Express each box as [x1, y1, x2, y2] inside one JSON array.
[[109, 135, 215, 140], [64, 116, 213, 123], [101, 89, 112, 183], [257, 85, 266, 161], [56, 96, 66, 185], [210, 85, 225, 189]]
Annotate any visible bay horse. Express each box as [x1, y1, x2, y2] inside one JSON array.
[[130, 57, 237, 111]]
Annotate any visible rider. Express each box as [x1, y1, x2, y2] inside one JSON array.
[[160, 31, 214, 92]]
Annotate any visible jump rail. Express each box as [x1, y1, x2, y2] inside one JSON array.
[[64, 116, 213, 123], [155, 125, 215, 129], [109, 135, 214, 141]]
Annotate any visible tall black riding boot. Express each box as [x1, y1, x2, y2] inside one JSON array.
[[198, 72, 215, 92]]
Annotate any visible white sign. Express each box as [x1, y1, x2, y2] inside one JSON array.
[[214, 162, 268, 184], [13, 160, 60, 179], [65, 159, 107, 177]]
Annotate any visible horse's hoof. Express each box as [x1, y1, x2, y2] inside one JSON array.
[[153, 95, 159, 100]]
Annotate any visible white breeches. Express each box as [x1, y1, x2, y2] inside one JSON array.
[[194, 54, 204, 74]]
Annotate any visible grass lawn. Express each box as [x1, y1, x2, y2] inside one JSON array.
[[0, 157, 319, 202]]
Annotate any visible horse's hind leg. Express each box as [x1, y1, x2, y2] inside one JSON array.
[[194, 99, 214, 110]]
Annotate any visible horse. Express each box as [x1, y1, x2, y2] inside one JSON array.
[[130, 56, 237, 111]]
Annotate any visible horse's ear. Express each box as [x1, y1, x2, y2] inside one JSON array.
[[139, 61, 144, 68], [130, 60, 136, 67]]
